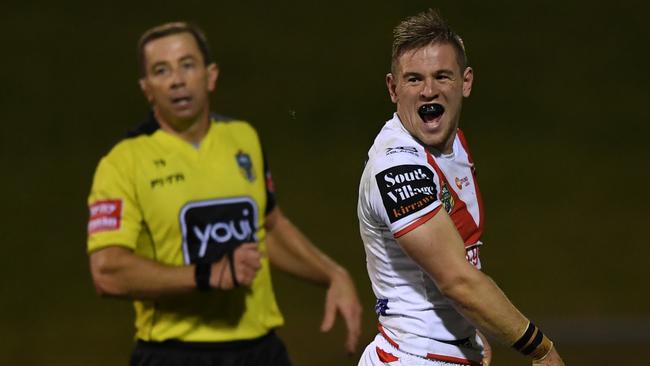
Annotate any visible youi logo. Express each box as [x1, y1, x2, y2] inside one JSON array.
[[179, 197, 258, 264]]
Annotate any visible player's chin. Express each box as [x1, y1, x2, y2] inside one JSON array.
[[419, 130, 447, 148]]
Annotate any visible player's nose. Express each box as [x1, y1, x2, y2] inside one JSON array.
[[419, 79, 438, 100], [170, 68, 187, 88]]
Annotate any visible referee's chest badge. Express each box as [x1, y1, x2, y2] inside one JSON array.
[[235, 150, 256, 182]]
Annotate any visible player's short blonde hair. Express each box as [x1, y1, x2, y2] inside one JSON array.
[[391, 9, 467, 74]]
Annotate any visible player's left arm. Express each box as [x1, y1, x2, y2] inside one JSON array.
[[265, 206, 362, 354]]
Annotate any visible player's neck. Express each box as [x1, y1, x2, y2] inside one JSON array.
[[155, 108, 211, 146]]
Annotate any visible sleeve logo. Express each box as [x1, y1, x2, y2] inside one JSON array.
[[375, 165, 438, 223], [88, 199, 123, 234], [385, 146, 419, 157]]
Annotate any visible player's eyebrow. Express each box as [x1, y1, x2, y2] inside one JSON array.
[[402, 71, 423, 79], [435, 68, 456, 75], [150, 60, 169, 70], [149, 54, 198, 70], [178, 54, 198, 63]]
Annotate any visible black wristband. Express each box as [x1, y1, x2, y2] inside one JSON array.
[[195, 262, 212, 292], [227, 250, 239, 287], [513, 322, 536, 351]]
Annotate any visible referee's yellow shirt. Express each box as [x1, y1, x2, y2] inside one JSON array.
[[87, 115, 284, 342]]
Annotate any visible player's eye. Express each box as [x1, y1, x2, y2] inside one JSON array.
[[182, 60, 196, 70], [153, 66, 169, 76]]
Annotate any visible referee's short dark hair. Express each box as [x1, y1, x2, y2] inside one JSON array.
[[138, 22, 213, 77], [391, 9, 467, 74]]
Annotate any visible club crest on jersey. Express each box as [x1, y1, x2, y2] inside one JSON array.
[[179, 197, 258, 264], [375, 164, 438, 223], [440, 182, 455, 213], [235, 150, 255, 182]]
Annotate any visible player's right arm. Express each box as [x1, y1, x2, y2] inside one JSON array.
[[364, 145, 563, 365], [396, 209, 564, 365], [86, 145, 260, 300], [89, 244, 261, 299]]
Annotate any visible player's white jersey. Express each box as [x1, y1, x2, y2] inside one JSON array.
[[357, 114, 485, 364]]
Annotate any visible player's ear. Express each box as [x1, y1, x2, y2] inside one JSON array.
[[139, 78, 154, 104], [386, 73, 398, 103], [462, 67, 473, 98], [206, 63, 219, 92]]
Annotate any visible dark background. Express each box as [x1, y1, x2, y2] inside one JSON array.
[[2, 0, 649, 365]]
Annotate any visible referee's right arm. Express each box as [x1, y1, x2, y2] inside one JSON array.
[[90, 244, 261, 299]]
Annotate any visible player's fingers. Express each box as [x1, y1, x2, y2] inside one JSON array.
[[342, 304, 362, 353], [320, 297, 336, 332], [218, 260, 234, 290], [240, 254, 261, 273], [236, 245, 261, 271], [238, 263, 257, 286], [239, 242, 258, 250], [236, 243, 259, 260]]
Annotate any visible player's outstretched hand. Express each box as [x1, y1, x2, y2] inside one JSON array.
[[211, 243, 261, 290], [320, 269, 363, 355], [532, 345, 565, 366]]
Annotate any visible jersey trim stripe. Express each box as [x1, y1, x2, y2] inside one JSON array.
[[393, 206, 442, 238], [376, 347, 399, 362], [425, 352, 482, 366], [456, 129, 485, 237], [377, 323, 400, 349], [425, 150, 482, 246], [378, 323, 481, 366]]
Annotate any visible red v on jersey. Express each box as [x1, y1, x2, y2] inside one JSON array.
[[425, 130, 484, 247]]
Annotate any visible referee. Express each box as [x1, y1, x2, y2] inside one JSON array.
[[87, 22, 362, 366]]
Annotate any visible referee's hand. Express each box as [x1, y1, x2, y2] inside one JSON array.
[[211, 243, 261, 289], [320, 269, 363, 355]]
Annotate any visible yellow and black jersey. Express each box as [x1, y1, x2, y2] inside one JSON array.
[[87, 113, 284, 342]]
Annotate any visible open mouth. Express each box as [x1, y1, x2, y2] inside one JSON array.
[[171, 96, 192, 108], [418, 103, 445, 123]]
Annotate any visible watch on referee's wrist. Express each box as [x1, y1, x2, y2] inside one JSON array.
[[195, 262, 212, 291]]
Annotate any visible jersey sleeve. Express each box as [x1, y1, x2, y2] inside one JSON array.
[[367, 151, 442, 238], [86, 146, 143, 253], [262, 151, 276, 215]]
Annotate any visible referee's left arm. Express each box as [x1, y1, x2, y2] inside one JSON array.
[[265, 207, 363, 354]]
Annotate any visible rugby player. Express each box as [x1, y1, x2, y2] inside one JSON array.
[[357, 9, 565, 366]]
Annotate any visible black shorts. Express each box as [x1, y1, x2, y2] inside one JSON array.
[[130, 331, 292, 366]]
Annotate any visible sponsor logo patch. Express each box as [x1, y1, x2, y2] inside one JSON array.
[[385, 146, 419, 157], [375, 164, 438, 223], [88, 199, 122, 234], [150, 173, 185, 189], [180, 197, 257, 264], [455, 176, 470, 190]]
